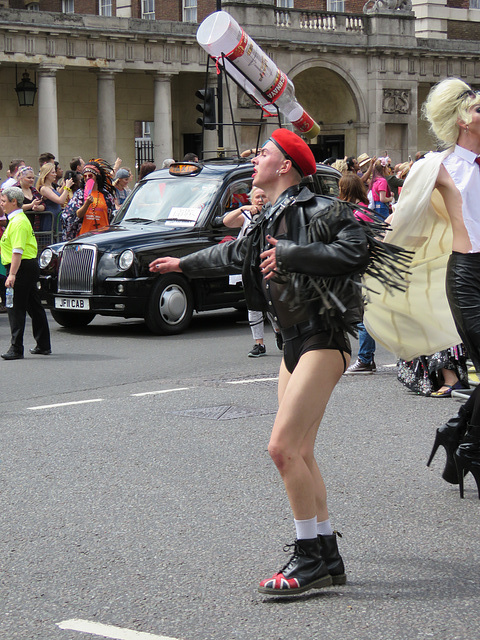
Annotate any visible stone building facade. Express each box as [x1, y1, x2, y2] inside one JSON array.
[[1, 0, 480, 172]]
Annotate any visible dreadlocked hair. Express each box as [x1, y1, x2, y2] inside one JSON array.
[[88, 158, 115, 196]]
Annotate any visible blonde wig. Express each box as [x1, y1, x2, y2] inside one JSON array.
[[422, 77, 480, 147], [37, 162, 56, 189]]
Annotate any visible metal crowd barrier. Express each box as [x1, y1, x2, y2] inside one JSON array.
[[33, 211, 61, 255]]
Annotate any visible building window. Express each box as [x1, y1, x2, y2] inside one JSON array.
[[25, 2, 40, 9], [183, 0, 197, 22], [62, 0, 74, 12], [327, 0, 344, 10], [142, 121, 153, 138], [277, 0, 294, 6], [99, 0, 112, 16], [142, 0, 155, 19], [471, 0, 480, 8]]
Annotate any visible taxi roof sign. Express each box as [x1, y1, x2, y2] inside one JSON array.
[[169, 162, 202, 176]]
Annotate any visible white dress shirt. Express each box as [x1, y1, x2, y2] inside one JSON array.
[[443, 144, 480, 252]]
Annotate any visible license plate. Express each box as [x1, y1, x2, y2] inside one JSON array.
[[54, 297, 90, 310]]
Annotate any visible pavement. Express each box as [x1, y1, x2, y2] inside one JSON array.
[[0, 312, 479, 640]]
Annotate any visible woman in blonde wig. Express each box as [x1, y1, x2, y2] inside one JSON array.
[[364, 77, 480, 498]]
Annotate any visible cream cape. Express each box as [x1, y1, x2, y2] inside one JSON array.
[[363, 149, 461, 360]]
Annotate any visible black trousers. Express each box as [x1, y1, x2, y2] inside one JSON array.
[[6, 258, 51, 354], [446, 252, 480, 371], [446, 252, 480, 426]]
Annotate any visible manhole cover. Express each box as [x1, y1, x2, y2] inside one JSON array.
[[170, 405, 275, 420]]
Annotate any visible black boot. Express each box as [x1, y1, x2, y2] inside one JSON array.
[[427, 404, 470, 484], [318, 533, 346, 585], [455, 424, 480, 499], [258, 538, 332, 596]]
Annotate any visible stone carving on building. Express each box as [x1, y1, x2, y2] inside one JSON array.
[[382, 88, 411, 114], [363, 0, 412, 14], [237, 90, 256, 109]]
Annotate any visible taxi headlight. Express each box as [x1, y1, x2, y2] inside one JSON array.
[[39, 248, 53, 269], [118, 249, 134, 271]]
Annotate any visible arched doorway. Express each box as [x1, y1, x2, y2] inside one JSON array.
[[288, 62, 366, 161]]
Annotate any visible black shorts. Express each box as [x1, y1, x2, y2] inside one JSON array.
[[282, 328, 351, 375]]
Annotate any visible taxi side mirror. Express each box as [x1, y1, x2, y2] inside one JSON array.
[[213, 215, 225, 227]]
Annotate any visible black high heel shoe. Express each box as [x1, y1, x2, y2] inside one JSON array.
[[427, 409, 469, 484], [455, 425, 480, 499]]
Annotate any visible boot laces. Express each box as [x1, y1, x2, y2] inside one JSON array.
[[278, 540, 305, 574]]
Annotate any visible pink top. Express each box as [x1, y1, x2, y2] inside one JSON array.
[[371, 177, 391, 201], [353, 208, 372, 222]]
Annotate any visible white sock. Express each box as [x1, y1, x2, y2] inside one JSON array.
[[317, 518, 333, 536], [294, 516, 317, 540]]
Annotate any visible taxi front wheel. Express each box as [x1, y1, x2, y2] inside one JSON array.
[[145, 274, 194, 335]]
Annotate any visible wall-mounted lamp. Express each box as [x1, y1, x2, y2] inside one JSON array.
[[15, 68, 37, 107], [347, 119, 353, 125]]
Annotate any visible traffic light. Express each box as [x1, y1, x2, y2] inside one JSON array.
[[195, 87, 216, 130]]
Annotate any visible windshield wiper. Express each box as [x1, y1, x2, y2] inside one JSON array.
[[124, 217, 155, 224]]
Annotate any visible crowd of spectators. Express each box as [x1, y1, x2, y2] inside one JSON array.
[[0, 150, 207, 310], [0, 152, 160, 311]]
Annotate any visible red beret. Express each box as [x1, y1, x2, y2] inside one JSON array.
[[269, 128, 317, 177]]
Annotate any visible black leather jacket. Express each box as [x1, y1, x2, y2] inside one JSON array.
[[180, 185, 370, 333]]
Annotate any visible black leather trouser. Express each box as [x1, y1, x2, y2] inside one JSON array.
[[446, 251, 480, 372]]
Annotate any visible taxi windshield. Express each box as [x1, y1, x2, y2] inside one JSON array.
[[114, 177, 220, 228]]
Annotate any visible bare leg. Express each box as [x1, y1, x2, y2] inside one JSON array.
[[439, 368, 459, 389], [270, 349, 347, 521], [432, 368, 460, 396]]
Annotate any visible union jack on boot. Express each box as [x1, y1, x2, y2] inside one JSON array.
[[258, 537, 332, 596]]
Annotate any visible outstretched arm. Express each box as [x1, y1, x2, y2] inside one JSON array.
[[149, 257, 182, 273]]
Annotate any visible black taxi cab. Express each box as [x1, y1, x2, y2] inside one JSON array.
[[38, 159, 341, 335]]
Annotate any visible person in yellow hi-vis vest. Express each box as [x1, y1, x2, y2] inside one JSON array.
[[0, 186, 51, 360]]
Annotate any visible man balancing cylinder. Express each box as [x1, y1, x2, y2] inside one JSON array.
[[149, 128, 405, 595]]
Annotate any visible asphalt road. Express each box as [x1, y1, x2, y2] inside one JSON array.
[[1, 309, 479, 640]]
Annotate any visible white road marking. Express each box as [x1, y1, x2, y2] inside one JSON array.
[[28, 377, 278, 410], [131, 387, 190, 397], [226, 377, 278, 385], [28, 399, 104, 410], [57, 618, 181, 640]]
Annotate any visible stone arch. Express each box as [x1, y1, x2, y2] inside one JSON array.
[[286, 58, 368, 126]]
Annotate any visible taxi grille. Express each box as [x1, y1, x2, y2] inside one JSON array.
[[58, 244, 96, 294]]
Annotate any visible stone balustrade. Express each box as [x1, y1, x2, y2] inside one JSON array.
[[275, 9, 366, 34]]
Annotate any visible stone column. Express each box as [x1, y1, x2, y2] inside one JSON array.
[[97, 70, 117, 163], [153, 73, 174, 165], [355, 125, 370, 158], [38, 66, 62, 158]]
